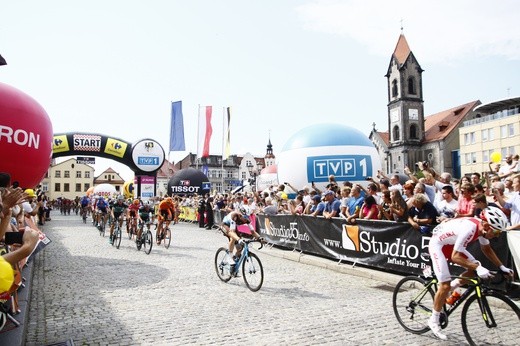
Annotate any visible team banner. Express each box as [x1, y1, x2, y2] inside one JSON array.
[[256, 214, 509, 276]]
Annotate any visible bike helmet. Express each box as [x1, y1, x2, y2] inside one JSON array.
[[133, 199, 140, 206], [117, 195, 124, 201], [481, 206, 508, 234]]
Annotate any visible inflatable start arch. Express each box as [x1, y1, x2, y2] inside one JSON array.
[[52, 132, 165, 198]]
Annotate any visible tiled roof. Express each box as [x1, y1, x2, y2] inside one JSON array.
[[393, 34, 411, 66], [423, 100, 480, 142], [373, 100, 480, 146], [156, 160, 176, 179]]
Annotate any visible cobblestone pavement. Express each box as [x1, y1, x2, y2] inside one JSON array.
[[25, 212, 472, 345]]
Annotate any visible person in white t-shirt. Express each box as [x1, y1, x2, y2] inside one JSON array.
[[434, 185, 458, 223], [498, 155, 515, 179]]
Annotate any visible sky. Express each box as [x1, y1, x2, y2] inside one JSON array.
[[1, 0, 520, 182]]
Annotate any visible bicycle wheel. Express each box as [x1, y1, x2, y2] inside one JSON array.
[[100, 222, 105, 237], [392, 276, 435, 334], [115, 228, 122, 249], [128, 225, 134, 239], [461, 290, 520, 346], [242, 252, 264, 292], [143, 231, 153, 255], [163, 228, 172, 249], [214, 247, 233, 282], [136, 234, 142, 251]]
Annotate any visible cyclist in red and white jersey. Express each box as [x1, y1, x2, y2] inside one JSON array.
[[126, 198, 141, 236], [427, 206, 513, 340]]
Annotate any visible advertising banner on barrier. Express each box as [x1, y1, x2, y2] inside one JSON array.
[[256, 214, 509, 276]]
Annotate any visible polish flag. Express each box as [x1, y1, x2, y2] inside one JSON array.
[[198, 106, 213, 158]]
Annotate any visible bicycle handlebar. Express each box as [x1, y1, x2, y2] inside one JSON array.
[[243, 238, 264, 250]]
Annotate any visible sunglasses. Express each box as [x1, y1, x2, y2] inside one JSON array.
[[490, 227, 502, 235]]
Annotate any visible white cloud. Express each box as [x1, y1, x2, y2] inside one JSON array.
[[296, 0, 520, 63]]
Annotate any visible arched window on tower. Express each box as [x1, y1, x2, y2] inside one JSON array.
[[392, 79, 398, 98], [408, 77, 416, 95], [410, 124, 418, 139], [392, 125, 400, 141]]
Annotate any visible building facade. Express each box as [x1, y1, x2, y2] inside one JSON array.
[[459, 97, 520, 177], [42, 159, 127, 200], [172, 140, 275, 194], [41, 158, 95, 200]]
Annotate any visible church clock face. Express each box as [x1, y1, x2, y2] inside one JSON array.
[[390, 108, 400, 122], [409, 108, 418, 120]]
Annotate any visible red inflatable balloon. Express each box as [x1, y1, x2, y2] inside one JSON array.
[[0, 82, 53, 189]]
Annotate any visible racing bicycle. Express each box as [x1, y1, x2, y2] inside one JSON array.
[[214, 237, 264, 292], [155, 220, 172, 249], [392, 264, 520, 345], [127, 215, 138, 240], [136, 219, 153, 255], [110, 215, 123, 249]]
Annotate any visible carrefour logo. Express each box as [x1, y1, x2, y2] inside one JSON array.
[[307, 155, 372, 182]]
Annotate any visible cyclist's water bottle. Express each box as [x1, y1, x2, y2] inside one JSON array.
[[446, 290, 461, 305]]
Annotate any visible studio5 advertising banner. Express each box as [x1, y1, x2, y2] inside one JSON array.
[[256, 215, 509, 276]]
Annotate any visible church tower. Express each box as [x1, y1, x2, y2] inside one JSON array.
[[385, 33, 425, 172], [264, 137, 276, 167]]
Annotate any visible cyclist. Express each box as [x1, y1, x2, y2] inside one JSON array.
[[109, 195, 128, 244], [221, 206, 263, 264], [427, 206, 513, 340], [136, 201, 154, 242], [126, 198, 141, 237], [96, 196, 109, 230], [156, 197, 175, 244], [80, 195, 90, 218]]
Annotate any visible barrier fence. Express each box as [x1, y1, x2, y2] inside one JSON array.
[[191, 210, 511, 277]]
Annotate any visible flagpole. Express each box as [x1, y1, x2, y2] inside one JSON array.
[[168, 101, 172, 181], [221, 107, 225, 193], [196, 104, 200, 169]]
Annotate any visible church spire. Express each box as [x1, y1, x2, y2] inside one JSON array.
[[264, 131, 275, 167]]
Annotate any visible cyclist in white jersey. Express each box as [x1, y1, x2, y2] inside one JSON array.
[[427, 206, 513, 340]]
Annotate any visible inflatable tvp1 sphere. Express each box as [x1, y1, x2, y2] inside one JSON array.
[[0, 82, 53, 188], [277, 123, 382, 192]]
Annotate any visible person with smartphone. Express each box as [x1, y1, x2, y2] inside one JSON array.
[[0, 185, 40, 266]]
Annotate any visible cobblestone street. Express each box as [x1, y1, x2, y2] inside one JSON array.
[[23, 212, 470, 345]]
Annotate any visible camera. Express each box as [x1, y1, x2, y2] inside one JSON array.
[[365, 176, 372, 181], [5, 231, 24, 245]]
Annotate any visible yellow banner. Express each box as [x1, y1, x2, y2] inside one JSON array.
[[104, 138, 127, 158], [52, 135, 70, 153], [181, 206, 197, 221]]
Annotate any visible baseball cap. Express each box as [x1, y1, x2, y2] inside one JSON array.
[[323, 190, 335, 197], [0, 256, 14, 292], [24, 189, 37, 198], [312, 195, 321, 202]]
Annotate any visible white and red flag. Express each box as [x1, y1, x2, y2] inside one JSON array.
[[197, 105, 213, 158]]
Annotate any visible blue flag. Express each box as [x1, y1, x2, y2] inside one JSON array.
[[170, 101, 186, 151]]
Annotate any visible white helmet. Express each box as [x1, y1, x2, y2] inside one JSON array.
[[481, 206, 508, 233]]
